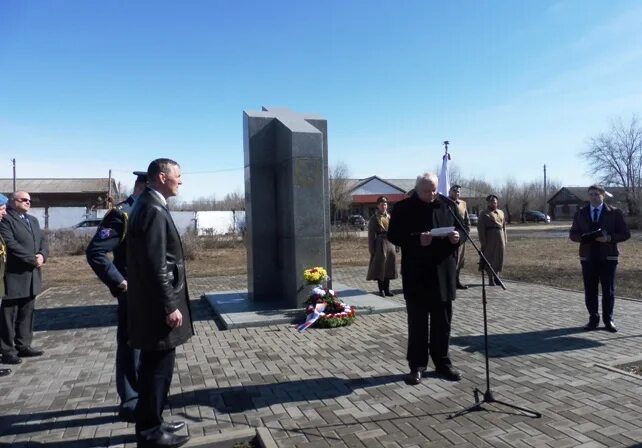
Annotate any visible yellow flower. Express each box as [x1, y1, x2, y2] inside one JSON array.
[[303, 266, 328, 284]]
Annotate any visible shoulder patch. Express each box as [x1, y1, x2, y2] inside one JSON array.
[[97, 228, 113, 240]]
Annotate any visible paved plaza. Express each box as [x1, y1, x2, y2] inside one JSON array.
[[1, 267, 642, 447]]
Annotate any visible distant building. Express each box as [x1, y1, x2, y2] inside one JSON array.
[[547, 186, 631, 220], [0, 178, 119, 229], [339, 175, 483, 220]]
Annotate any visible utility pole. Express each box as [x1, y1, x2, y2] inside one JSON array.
[[108, 169, 113, 208], [543, 164, 548, 212], [11, 158, 16, 192], [443, 140, 449, 154]]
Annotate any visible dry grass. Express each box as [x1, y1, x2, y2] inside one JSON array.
[[41, 228, 642, 300]]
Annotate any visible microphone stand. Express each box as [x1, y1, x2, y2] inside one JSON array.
[[440, 195, 541, 419]]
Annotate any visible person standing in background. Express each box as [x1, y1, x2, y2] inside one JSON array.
[[448, 185, 470, 289], [366, 196, 397, 297], [477, 194, 506, 286], [0, 191, 48, 366], [569, 184, 630, 333]]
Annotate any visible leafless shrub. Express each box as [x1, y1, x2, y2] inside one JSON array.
[[46, 230, 93, 256], [181, 232, 246, 260]]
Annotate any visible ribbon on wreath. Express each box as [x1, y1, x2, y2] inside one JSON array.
[[296, 302, 327, 333]]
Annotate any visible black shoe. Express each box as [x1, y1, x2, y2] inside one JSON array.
[[584, 320, 599, 331], [379, 291, 385, 297], [456, 282, 468, 290], [404, 368, 425, 385], [1, 354, 22, 364], [17, 347, 44, 357], [604, 322, 618, 333], [0, 368, 10, 377], [137, 431, 190, 448], [435, 365, 462, 381], [118, 409, 136, 423], [161, 421, 186, 433], [384, 291, 394, 297]]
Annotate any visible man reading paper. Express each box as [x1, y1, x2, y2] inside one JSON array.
[[388, 172, 465, 385]]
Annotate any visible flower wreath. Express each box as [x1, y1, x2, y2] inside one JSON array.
[[297, 267, 357, 332]]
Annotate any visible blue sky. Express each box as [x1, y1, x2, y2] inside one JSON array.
[[1, 0, 641, 201]]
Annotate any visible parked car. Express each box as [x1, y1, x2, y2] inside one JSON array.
[[347, 214, 366, 230], [468, 213, 478, 226], [72, 218, 103, 235], [523, 210, 551, 223]]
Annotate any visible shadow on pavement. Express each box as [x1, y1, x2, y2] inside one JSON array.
[[33, 299, 215, 331], [0, 406, 136, 445], [170, 374, 402, 415], [451, 327, 603, 357]]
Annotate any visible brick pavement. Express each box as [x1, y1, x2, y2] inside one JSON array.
[[1, 267, 642, 447]]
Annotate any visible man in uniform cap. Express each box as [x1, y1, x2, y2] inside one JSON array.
[[448, 185, 471, 289], [86, 171, 148, 422]]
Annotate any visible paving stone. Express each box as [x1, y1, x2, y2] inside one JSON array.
[[2, 269, 642, 447]]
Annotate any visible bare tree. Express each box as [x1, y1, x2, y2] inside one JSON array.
[[581, 115, 642, 215], [217, 191, 245, 211], [500, 178, 519, 223], [329, 162, 352, 224]]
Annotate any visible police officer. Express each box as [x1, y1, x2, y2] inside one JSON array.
[[86, 171, 147, 422]]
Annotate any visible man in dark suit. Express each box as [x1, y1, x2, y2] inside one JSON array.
[[127, 159, 193, 448], [570, 184, 630, 333], [0, 191, 48, 365], [86, 171, 147, 422], [388, 173, 464, 385]]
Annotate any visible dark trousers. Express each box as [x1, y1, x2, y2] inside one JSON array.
[[116, 295, 140, 413], [404, 294, 453, 370], [0, 296, 36, 356], [581, 259, 618, 324], [136, 348, 176, 437]]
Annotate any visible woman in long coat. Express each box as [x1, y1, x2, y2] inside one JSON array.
[[477, 194, 507, 286], [366, 196, 398, 296]]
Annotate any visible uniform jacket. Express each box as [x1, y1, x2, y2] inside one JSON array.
[[126, 188, 193, 351], [86, 195, 135, 297], [569, 203, 630, 261], [0, 209, 48, 299], [387, 193, 463, 302], [0, 233, 6, 297], [453, 199, 471, 235]]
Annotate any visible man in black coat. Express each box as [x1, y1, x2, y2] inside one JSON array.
[[127, 159, 193, 448], [388, 173, 463, 385], [569, 184, 630, 333], [86, 171, 147, 422], [0, 191, 48, 366]]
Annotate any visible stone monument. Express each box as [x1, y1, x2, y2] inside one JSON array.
[[243, 107, 331, 308]]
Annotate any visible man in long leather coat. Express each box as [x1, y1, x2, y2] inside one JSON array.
[[388, 173, 464, 385], [127, 159, 193, 448]]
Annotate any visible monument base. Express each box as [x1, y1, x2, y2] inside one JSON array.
[[202, 281, 405, 330]]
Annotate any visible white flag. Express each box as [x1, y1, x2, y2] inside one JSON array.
[[438, 152, 451, 196]]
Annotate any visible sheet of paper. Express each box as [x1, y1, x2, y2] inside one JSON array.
[[431, 226, 455, 238]]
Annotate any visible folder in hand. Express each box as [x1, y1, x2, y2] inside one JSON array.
[[580, 228, 603, 242]]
